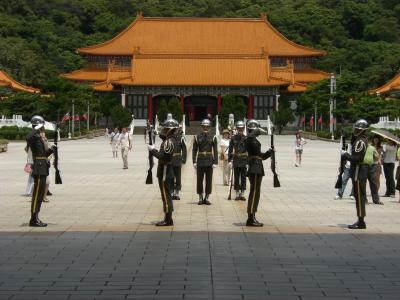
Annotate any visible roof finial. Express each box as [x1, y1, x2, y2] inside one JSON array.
[[260, 12, 267, 21]]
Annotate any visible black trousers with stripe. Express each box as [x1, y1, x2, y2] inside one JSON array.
[[352, 165, 368, 218], [247, 174, 263, 214], [234, 166, 247, 191], [158, 177, 173, 213], [31, 175, 47, 214]]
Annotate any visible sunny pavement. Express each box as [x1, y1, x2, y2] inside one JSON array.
[[0, 134, 400, 300]]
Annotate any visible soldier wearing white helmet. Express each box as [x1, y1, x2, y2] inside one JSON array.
[[228, 120, 248, 200], [192, 118, 218, 205], [26, 115, 56, 227], [341, 119, 369, 229], [244, 119, 273, 227], [147, 118, 179, 226]]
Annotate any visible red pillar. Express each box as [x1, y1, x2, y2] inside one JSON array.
[[124, 94, 128, 107], [217, 95, 222, 113], [180, 95, 184, 113], [247, 95, 253, 119], [147, 94, 153, 123]]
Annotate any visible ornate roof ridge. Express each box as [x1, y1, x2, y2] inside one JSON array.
[[0, 70, 40, 93], [370, 73, 400, 95]]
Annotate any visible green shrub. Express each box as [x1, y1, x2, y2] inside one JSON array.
[[0, 139, 9, 144]]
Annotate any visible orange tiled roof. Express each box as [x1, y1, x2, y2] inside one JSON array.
[[0, 70, 40, 93], [92, 82, 114, 91], [111, 56, 287, 86], [369, 74, 400, 95], [61, 69, 107, 81], [293, 69, 329, 83], [77, 15, 325, 57]]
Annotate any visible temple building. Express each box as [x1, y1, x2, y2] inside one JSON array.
[[370, 73, 400, 97], [62, 13, 328, 123], [0, 70, 40, 94]]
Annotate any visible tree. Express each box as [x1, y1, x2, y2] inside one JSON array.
[[167, 97, 183, 122], [110, 104, 132, 128], [99, 93, 118, 127], [219, 95, 247, 128], [272, 102, 295, 134], [156, 99, 168, 123]]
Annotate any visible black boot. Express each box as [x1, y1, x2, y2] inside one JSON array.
[[240, 191, 246, 201], [203, 194, 211, 205], [156, 212, 174, 226], [246, 213, 263, 227], [47, 191, 52, 196], [234, 191, 240, 201], [348, 217, 366, 229], [29, 213, 47, 227], [198, 194, 203, 205], [175, 191, 180, 200]]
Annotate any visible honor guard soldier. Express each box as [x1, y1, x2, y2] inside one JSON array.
[[26, 116, 56, 227], [245, 119, 273, 227], [228, 120, 248, 200], [341, 119, 369, 229], [171, 128, 187, 200], [148, 118, 179, 226], [193, 119, 218, 205]]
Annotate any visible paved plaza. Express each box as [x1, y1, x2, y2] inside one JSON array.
[[1, 135, 400, 300]]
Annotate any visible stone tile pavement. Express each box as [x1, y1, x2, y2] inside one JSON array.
[[0, 135, 400, 300]]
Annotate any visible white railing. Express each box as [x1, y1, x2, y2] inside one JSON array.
[[371, 116, 400, 130], [0, 115, 30, 128]]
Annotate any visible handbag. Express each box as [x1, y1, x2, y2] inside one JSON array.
[[24, 163, 32, 174]]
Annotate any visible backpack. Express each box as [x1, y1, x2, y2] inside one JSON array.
[[362, 145, 376, 166]]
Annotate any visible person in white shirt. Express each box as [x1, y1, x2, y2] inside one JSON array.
[[117, 127, 132, 169], [382, 140, 397, 197], [294, 131, 307, 167], [220, 129, 231, 186], [109, 128, 120, 158]]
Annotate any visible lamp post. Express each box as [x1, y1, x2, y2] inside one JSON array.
[[72, 99, 75, 138], [87, 101, 90, 131], [329, 73, 336, 140]]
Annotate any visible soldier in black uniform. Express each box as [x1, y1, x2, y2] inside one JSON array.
[[341, 119, 369, 229], [26, 116, 55, 227], [171, 128, 187, 200], [148, 119, 179, 226], [228, 120, 248, 201], [193, 119, 218, 205], [245, 119, 273, 227]]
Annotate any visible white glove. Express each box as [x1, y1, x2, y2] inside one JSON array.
[[34, 123, 44, 130], [341, 150, 348, 156], [148, 145, 155, 151], [228, 162, 233, 168], [212, 164, 217, 169], [193, 163, 197, 169]]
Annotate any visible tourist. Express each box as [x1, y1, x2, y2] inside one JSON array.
[[147, 119, 179, 226], [244, 119, 273, 227], [371, 135, 383, 193], [228, 121, 248, 200], [334, 159, 355, 200], [105, 127, 109, 139], [382, 139, 397, 198], [366, 136, 383, 204], [294, 131, 307, 167], [40, 131, 52, 202], [24, 144, 34, 197], [220, 129, 231, 186], [26, 115, 55, 227], [341, 119, 369, 229], [192, 119, 218, 205], [109, 128, 120, 158], [171, 128, 187, 200], [117, 127, 132, 169]]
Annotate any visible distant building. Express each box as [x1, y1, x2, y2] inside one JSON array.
[[370, 73, 400, 97], [62, 13, 328, 123]]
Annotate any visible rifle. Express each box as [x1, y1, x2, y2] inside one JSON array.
[[145, 121, 154, 184], [53, 124, 62, 184], [270, 130, 280, 188], [334, 135, 346, 189], [227, 164, 234, 200]]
